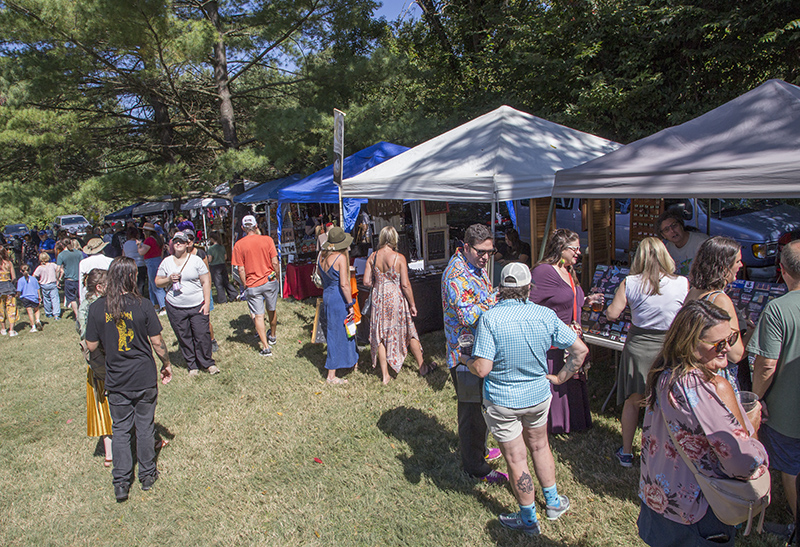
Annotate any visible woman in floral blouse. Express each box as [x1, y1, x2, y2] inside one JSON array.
[[638, 299, 768, 547]]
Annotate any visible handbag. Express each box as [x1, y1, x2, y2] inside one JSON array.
[[311, 256, 323, 289], [661, 407, 770, 534]]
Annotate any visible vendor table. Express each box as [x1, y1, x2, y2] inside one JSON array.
[[356, 271, 444, 342], [283, 262, 323, 300]]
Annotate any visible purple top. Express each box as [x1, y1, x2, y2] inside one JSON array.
[[639, 370, 768, 524], [529, 264, 584, 325]]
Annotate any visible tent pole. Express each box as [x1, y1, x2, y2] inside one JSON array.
[[339, 187, 344, 230], [202, 207, 208, 243], [528, 198, 535, 268], [539, 197, 556, 261], [706, 198, 711, 235], [490, 199, 496, 283]]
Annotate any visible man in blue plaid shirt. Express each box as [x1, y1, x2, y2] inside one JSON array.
[[464, 262, 588, 536]]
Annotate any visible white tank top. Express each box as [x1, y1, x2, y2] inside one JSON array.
[[625, 274, 689, 330]]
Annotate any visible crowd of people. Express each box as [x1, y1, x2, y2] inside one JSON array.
[[442, 220, 795, 546], [0, 210, 796, 546]]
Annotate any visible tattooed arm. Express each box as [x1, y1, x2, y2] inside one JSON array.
[[547, 337, 588, 386]]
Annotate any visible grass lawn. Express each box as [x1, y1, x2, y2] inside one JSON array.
[[0, 297, 793, 546]]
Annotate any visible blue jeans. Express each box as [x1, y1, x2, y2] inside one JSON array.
[[39, 282, 60, 317], [108, 388, 159, 487], [145, 257, 165, 310]]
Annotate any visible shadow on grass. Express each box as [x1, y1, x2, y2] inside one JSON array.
[[225, 314, 258, 347], [377, 405, 510, 516], [549, 420, 641, 505]]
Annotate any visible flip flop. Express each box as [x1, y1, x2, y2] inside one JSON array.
[[326, 378, 348, 385], [420, 361, 439, 377]]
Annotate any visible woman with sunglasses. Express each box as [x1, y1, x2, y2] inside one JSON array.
[[529, 229, 602, 434], [606, 237, 689, 467], [638, 299, 767, 547], [685, 236, 750, 393]]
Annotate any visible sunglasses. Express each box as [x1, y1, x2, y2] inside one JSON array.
[[470, 246, 496, 258], [565, 245, 581, 253], [700, 330, 739, 353]]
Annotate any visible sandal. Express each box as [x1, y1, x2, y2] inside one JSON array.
[[326, 378, 348, 385], [419, 361, 438, 377], [156, 438, 170, 450], [104, 457, 113, 467]]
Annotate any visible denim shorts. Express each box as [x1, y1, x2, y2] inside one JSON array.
[[637, 502, 734, 547], [759, 423, 800, 475]]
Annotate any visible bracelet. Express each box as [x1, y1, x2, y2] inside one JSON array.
[[346, 301, 355, 309]]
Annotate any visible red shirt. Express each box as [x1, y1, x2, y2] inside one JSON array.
[[231, 234, 277, 288], [142, 236, 162, 260]]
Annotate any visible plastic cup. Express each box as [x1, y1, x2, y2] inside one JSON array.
[[458, 334, 474, 357], [739, 391, 759, 412]]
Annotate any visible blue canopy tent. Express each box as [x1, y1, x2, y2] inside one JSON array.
[[276, 141, 409, 240], [104, 203, 142, 221], [233, 173, 304, 204]]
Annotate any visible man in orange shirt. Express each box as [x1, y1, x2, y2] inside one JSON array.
[[231, 215, 279, 356]]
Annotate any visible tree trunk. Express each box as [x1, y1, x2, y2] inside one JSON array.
[[206, 1, 238, 150]]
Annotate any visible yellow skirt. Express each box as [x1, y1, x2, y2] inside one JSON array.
[[86, 366, 113, 437]]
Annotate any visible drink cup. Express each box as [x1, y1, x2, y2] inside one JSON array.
[[739, 390, 760, 420], [458, 334, 474, 358], [173, 281, 182, 292]]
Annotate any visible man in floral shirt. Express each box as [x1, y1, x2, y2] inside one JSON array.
[[442, 224, 504, 483]]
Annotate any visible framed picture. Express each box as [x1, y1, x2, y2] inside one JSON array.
[[423, 201, 449, 215], [424, 226, 450, 265]]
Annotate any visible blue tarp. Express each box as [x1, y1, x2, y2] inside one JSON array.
[[233, 174, 304, 204], [105, 203, 142, 221], [277, 142, 409, 233]]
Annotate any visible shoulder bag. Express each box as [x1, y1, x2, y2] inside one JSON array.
[[661, 406, 770, 535]]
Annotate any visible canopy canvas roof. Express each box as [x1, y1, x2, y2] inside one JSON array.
[[553, 79, 800, 198], [277, 141, 409, 231], [181, 197, 231, 210], [132, 201, 173, 216], [104, 203, 141, 221], [233, 174, 303, 204], [342, 106, 620, 202]]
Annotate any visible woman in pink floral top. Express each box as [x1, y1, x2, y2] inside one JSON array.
[[638, 300, 768, 547]]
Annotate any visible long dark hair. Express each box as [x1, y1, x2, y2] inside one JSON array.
[[644, 300, 731, 409], [687, 236, 740, 291], [105, 257, 142, 321], [538, 228, 580, 282], [84, 269, 107, 298]]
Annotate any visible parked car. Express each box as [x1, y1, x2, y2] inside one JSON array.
[[53, 214, 91, 236], [2, 223, 29, 241], [515, 198, 800, 281]]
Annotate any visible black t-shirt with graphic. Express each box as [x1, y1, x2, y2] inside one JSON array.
[[85, 294, 163, 392]]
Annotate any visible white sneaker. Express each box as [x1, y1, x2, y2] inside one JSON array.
[[158, 309, 167, 316], [8, 330, 18, 337], [30, 327, 38, 333], [1, 329, 7, 335]]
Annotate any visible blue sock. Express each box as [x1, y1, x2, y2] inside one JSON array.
[[543, 484, 560, 507], [519, 502, 537, 525]]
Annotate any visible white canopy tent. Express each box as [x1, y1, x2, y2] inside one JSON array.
[[553, 79, 800, 198], [342, 105, 621, 202]]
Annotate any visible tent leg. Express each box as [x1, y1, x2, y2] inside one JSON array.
[[539, 198, 556, 261], [490, 200, 496, 283]]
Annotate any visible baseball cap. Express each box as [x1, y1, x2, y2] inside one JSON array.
[[172, 231, 190, 243], [500, 262, 532, 287], [242, 215, 257, 228]]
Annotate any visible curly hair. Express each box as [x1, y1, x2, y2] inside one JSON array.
[[687, 236, 740, 291], [464, 224, 492, 247], [645, 300, 730, 409]]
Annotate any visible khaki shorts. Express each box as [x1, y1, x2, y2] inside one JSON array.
[[245, 279, 279, 315], [482, 396, 552, 443]]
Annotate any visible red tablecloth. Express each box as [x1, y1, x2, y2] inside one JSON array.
[[283, 262, 323, 300]]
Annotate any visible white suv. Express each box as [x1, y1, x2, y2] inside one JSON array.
[[54, 214, 91, 236]]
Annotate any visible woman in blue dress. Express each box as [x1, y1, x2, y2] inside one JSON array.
[[317, 227, 358, 384]]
